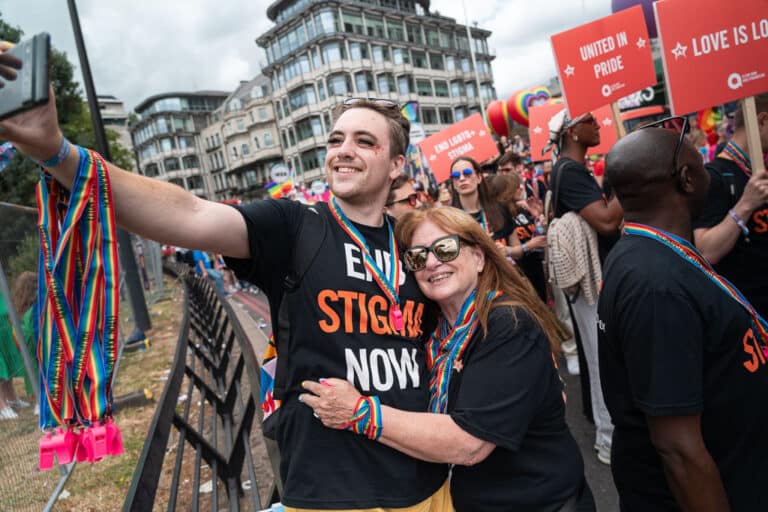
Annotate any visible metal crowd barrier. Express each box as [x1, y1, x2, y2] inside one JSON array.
[[123, 263, 279, 511]]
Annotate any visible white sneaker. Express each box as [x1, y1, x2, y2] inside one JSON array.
[[566, 354, 580, 375], [0, 407, 18, 420], [597, 443, 611, 465], [9, 398, 30, 408]]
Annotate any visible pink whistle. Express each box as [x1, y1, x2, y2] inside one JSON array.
[[105, 419, 124, 457], [39, 432, 56, 471], [89, 422, 109, 461], [390, 307, 404, 331], [76, 427, 96, 463]]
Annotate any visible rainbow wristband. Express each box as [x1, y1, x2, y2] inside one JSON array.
[[35, 137, 71, 168], [342, 396, 382, 441]]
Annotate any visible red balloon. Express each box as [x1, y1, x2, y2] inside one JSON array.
[[486, 100, 511, 138]]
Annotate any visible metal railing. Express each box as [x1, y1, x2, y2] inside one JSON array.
[[123, 264, 278, 511]]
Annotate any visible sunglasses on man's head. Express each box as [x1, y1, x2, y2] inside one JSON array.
[[638, 115, 690, 176], [403, 234, 471, 272], [386, 193, 419, 208], [451, 168, 475, 180], [343, 97, 400, 110]]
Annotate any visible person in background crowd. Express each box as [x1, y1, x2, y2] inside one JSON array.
[[213, 253, 239, 294], [437, 181, 453, 207], [694, 93, 768, 316], [384, 173, 426, 220], [488, 174, 547, 301], [0, 272, 37, 420], [192, 249, 228, 297], [303, 207, 590, 512], [548, 108, 623, 465], [512, 134, 527, 156], [449, 157, 508, 244], [599, 126, 768, 512], [497, 152, 535, 201]]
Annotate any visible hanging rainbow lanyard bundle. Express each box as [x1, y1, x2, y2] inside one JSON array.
[[624, 223, 768, 357], [35, 145, 122, 470], [717, 141, 751, 177], [427, 290, 502, 413], [329, 197, 404, 330]]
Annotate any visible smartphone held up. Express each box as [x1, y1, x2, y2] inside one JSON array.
[[0, 32, 50, 122]]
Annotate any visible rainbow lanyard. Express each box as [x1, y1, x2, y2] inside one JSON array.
[[329, 197, 404, 331], [427, 290, 502, 413], [478, 209, 493, 237], [624, 223, 768, 351], [718, 141, 751, 178], [36, 147, 119, 429]]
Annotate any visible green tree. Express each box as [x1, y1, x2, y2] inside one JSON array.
[[0, 11, 23, 43]]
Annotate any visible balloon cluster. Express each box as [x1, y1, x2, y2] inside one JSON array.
[[486, 86, 553, 137]]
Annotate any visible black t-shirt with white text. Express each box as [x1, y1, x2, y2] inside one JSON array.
[[598, 235, 768, 511], [448, 307, 584, 511], [552, 157, 618, 261], [693, 157, 768, 316], [225, 199, 446, 509]]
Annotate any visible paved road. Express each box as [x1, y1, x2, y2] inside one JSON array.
[[232, 290, 620, 512]]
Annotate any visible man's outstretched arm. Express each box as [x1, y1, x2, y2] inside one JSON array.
[[0, 86, 250, 259]]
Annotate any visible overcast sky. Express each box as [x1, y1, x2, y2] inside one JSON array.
[[5, 0, 611, 112]]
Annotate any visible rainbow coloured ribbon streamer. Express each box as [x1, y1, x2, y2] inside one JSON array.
[[35, 146, 122, 469], [624, 223, 768, 352], [329, 197, 404, 331], [341, 395, 383, 440], [427, 289, 502, 413]]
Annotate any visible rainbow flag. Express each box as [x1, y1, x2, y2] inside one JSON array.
[[266, 178, 294, 199], [698, 107, 722, 134], [401, 101, 419, 123]]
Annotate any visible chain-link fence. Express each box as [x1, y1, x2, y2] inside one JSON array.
[[0, 201, 171, 510]]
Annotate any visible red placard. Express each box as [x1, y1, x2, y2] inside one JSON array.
[[419, 113, 499, 183], [529, 103, 619, 160], [654, 0, 768, 115], [551, 5, 657, 118]]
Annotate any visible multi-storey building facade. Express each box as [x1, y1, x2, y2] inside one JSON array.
[[200, 76, 283, 202], [257, 0, 496, 184], [130, 91, 229, 198]]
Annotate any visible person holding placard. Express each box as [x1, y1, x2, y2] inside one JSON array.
[[546, 109, 623, 465], [693, 94, 768, 316], [599, 125, 768, 512]]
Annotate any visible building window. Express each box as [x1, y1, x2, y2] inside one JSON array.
[[366, 15, 386, 38], [264, 132, 274, 146], [372, 45, 389, 63], [242, 143, 250, 156], [422, 108, 438, 124], [144, 163, 159, 177], [236, 118, 245, 131], [439, 30, 453, 49], [164, 157, 180, 171], [355, 71, 375, 93], [466, 82, 476, 98], [416, 79, 433, 97], [160, 137, 175, 152], [231, 145, 238, 158], [425, 27, 440, 46], [434, 80, 449, 97], [182, 154, 199, 168], [392, 47, 410, 65], [342, 12, 365, 35], [429, 53, 444, 70], [377, 73, 395, 94], [317, 80, 327, 101], [439, 108, 453, 124], [349, 42, 369, 60], [451, 80, 465, 97], [406, 23, 422, 44], [412, 51, 427, 68], [454, 107, 466, 122], [397, 75, 413, 95], [387, 19, 404, 41], [461, 58, 472, 72], [258, 107, 268, 120], [327, 73, 352, 96], [253, 136, 260, 149], [315, 9, 339, 34], [187, 175, 203, 191], [321, 42, 344, 63]]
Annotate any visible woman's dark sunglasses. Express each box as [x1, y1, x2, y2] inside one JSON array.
[[387, 193, 419, 207], [404, 234, 471, 272], [451, 168, 475, 180], [638, 115, 690, 176]]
